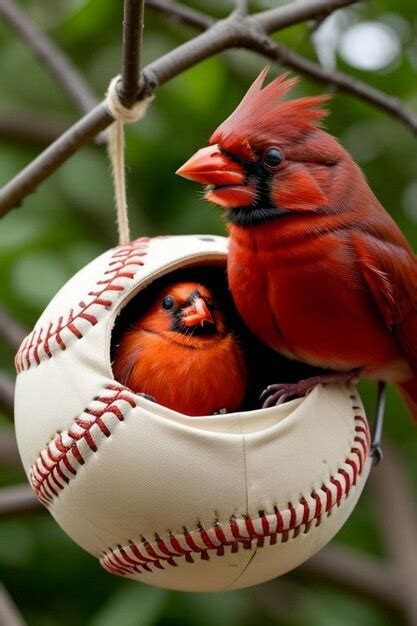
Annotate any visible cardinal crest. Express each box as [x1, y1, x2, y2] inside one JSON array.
[[210, 68, 330, 155]]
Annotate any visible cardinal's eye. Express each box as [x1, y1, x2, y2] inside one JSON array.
[[262, 147, 285, 169], [162, 295, 174, 310]]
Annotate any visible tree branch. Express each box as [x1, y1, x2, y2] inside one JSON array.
[[119, 0, 146, 107], [233, 0, 250, 17], [0, 372, 14, 421], [0, 0, 97, 113], [246, 36, 417, 134], [147, 0, 214, 30], [371, 445, 417, 625], [0, 484, 41, 518], [1, 0, 416, 215], [0, 110, 71, 147], [0, 104, 112, 212], [0, 307, 26, 352], [300, 544, 401, 611], [0, 430, 21, 468], [251, 0, 358, 34], [149, 0, 417, 135], [0, 583, 27, 626]]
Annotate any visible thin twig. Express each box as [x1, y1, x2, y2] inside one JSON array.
[[251, 0, 358, 34], [1, 0, 415, 214], [0, 110, 71, 146], [233, 0, 249, 17], [147, 0, 214, 30], [0, 484, 42, 518], [300, 544, 401, 611], [0, 430, 21, 468], [0, 104, 112, 212], [150, 0, 417, 135], [0, 0, 97, 113], [119, 0, 146, 107], [0, 583, 27, 626], [246, 37, 417, 134], [0, 372, 14, 421], [0, 307, 26, 351], [0, 0, 342, 213]]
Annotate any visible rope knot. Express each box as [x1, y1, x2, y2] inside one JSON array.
[[106, 75, 154, 123], [105, 75, 154, 245]]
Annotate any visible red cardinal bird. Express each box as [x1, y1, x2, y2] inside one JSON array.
[[177, 68, 417, 420], [113, 281, 247, 416]]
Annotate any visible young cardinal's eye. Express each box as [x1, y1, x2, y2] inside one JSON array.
[[162, 295, 174, 310], [262, 147, 285, 169]]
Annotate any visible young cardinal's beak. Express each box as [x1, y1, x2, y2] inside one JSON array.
[[177, 145, 254, 208], [182, 298, 213, 327]]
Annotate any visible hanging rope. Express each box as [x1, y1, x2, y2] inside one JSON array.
[[105, 75, 154, 246]]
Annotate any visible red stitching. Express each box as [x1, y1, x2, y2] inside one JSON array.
[[99, 408, 371, 578], [29, 382, 369, 576], [29, 383, 136, 505], [15, 238, 149, 373]]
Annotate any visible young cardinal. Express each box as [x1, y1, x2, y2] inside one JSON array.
[[177, 68, 417, 421], [112, 281, 247, 416]]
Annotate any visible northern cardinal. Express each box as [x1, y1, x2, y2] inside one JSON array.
[[112, 281, 247, 416], [177, 68, 417, 420]]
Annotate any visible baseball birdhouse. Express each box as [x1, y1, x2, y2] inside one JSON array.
[[14, 235, 372, 592]]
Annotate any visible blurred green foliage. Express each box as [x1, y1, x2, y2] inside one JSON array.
[[0, 1, 416, 625]]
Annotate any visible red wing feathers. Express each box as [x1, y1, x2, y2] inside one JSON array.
[[353, 233, 417, 372]]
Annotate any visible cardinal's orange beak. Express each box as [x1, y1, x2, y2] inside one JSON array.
[[182, 297, 213, 327], [176, 144, 254, 208]]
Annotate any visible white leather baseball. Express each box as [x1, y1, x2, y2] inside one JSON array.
[[14, 235, 372, 592]]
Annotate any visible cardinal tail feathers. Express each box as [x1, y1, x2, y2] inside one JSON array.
[[398, 377, 417, 422]]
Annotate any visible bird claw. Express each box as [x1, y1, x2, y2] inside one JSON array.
[[260, 381, 312, 409], [137, 392, 156, 403], [259, 385, 273, 403], [260, 371, 362, 409], [213, 408, 227, 415]]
